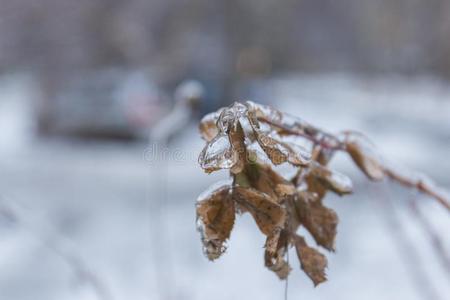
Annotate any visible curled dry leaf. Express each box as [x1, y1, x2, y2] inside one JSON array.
[[247, 110, 310, 166], [196, 185, 235, 260], [294, 192, 338, 251], [342, 131, 385, 181], [295, 236, 328, 286], [233, 186, 286, 236]]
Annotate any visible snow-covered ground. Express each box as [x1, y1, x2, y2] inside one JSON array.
[[0, 73, 449, 300]]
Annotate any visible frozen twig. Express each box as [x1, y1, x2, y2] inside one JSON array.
[[385, 169, 450, 213], [254, 103, 450, 213]]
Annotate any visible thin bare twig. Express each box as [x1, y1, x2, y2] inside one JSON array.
[[385, 168, 450, 213]]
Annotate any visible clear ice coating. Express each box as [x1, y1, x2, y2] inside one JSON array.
[[245, 101, 282, 122], [216, 102, 248, 133], [281, 139, 312, 164], [199, 133, 237, 171], [326, 169, 353, 194]]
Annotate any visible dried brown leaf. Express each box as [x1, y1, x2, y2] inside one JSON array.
[[197, 185, 235, 260], [295, 235, 328, 286], [265, 250, 291, 280], [265, 229, 291, 279], [342, 131, 385, 181], [233, 186, 286, 236], [265, 227, 283, 256], [305, 173, 328, 201], [243, 163, 291, 200], [294, 192, 338, 251]]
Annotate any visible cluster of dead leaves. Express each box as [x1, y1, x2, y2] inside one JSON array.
[[196, 101, 386, 286]]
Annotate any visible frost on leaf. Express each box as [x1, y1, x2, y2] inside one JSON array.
[[233, 186, 286, 236], [295, 235, 328, 286], [196, 185, 235, 260], [294, 192, 338, 251], [342, 131, 385, 181]]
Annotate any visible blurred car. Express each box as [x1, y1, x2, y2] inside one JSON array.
[[36, 69, 169, 140]]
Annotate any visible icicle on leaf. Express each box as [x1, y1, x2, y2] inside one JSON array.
[[294, 235, 328, 286], [233, 186, 286, 236], [309, 163, 353, 195], [342, 131, 385, 181], [198, 133, 238, 173], [196, 185, 235, 260], [294, 192, 338, 251]]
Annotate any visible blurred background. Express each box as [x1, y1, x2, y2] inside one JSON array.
[[0, 0, 449, 299]]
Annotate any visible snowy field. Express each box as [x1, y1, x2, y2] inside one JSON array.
[[0, 73, 449, 300]]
